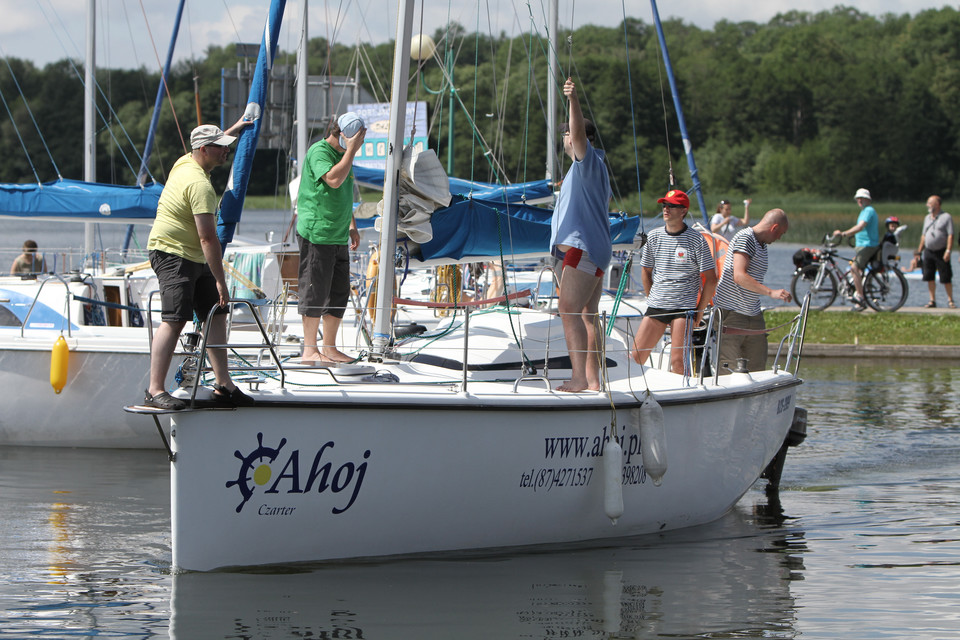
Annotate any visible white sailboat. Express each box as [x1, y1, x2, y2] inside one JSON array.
[[137, 0, 810, 572]]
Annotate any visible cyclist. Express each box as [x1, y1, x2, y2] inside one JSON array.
[[833, 188, 879, 312]]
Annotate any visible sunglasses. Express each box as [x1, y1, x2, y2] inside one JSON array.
[[662, 203, 685, 209]]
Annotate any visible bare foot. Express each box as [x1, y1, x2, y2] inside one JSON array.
[[320, 347, 354, 363], [556, 379, 599, 393]]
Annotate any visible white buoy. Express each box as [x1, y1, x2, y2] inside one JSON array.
[[410, 34, 437, 61], [639, 393, 668, 486], [603, 437, 624, 523]]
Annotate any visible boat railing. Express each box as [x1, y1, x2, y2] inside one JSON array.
[[19, 273, 75, 338], [186, 299, 287, 406], [771, 293, 810, 376], [532, 265, 560, 310]]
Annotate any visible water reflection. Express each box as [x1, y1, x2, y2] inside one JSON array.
[[170, 503, 805, 639]]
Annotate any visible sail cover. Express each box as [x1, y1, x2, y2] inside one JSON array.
[[0, 179, 163, 221], [416, 195, 640, 262], [353, 165, 554, 205]]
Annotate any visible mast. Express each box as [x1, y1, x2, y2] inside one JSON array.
[[371, 0, 416, 358], [296, 0, 308, 180], [650, 0, 708, 225], [138, 0, 187, 186], [83, 0, 96, 262], [545, 0, 558, 185]]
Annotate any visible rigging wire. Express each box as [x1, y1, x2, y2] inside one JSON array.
[[0, 50, 63, 182], [32, 0, 157, 184], [136, 0, 188, 156]]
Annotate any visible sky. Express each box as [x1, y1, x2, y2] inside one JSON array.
[[0, 0, 953, 71]]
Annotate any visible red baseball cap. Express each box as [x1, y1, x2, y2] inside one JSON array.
[[657, 189, 690, 207]]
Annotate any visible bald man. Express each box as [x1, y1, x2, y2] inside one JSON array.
[[713, 208, 791, 374]]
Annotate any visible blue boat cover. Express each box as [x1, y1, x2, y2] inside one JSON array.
[[0, 179, 162, 221], [417, 195, 640, 261], [352, 165, 553, 204]]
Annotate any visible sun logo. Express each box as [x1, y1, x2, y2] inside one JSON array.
[[225, 432, 287, 513]]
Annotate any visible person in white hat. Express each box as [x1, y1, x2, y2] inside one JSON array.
[[833, 188, 879, 311], [296, 112, 366, 363], [144, 117, 252, 410]]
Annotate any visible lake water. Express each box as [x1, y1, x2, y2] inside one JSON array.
[[1, 359, 959, 638]]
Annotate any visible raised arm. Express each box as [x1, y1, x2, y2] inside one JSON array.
[[563, 78, 589, 161]]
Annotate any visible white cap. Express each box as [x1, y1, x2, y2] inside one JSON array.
[[854, 188, 871, 200]]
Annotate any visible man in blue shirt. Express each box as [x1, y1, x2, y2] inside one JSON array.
[[833, 188, 879, 311], [550, 77, 612, 392]]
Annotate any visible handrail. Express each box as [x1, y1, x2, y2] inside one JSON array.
[[188, 298, 287, 406], [706, 307, 723, 386], [20, 273, 74, 338]]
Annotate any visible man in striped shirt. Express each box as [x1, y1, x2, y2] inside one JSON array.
[[713, 209, 791, 374], [631, 189, 717, 375]]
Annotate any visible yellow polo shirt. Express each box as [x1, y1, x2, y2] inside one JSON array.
[[147, 154, 218, 264]]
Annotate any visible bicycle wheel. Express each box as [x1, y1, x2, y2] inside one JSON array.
[[863, 268, 908, 312], [791, 264, 838, 310]]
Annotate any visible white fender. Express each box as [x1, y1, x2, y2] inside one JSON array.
[[603, 437, 624, 523], [639, 393, 668, 486]]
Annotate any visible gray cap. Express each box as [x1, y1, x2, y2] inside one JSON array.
[[190, 125, 236, 149]]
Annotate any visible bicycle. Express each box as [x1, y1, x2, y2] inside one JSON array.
[[790, 234, 909, 312]]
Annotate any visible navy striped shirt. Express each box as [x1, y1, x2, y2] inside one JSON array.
[[640, 224, 713, 309], [714, 227, 768, 316]]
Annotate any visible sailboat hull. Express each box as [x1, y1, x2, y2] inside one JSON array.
[[170, 378, 799, 571]]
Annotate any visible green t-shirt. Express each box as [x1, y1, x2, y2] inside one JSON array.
[[296, 139, 354, 245], [148, 154, 218, 263]]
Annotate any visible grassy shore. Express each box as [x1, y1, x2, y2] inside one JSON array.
[[766, 309, 960, 346]]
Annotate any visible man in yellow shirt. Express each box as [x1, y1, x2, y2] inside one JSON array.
[[144, 121, 253, 410]]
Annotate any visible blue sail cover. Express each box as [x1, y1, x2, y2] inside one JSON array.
[[0, 179, 163, 221], [217, 0, 286, 250], [417, 195, 640, 262], [352, 165, 554, 204]]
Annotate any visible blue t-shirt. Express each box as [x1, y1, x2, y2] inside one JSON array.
[[855, 206, 879, 248], [550, 144, 613, 271]]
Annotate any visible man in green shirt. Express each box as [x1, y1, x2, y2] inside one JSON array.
[[145, 121, 253, 410], [296, 113, 365, 363]]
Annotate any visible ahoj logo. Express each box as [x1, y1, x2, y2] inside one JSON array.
[[226, 432, 371, 515]]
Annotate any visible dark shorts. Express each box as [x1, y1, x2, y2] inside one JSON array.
[[854, 245, 880, 270], [644, 307, 694, 325], [921, 248, 953, 284], [297, 234, 350, 319], [149, 249, 226, 323]]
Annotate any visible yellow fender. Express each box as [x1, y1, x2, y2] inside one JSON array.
[[50, 335, 69, 394]]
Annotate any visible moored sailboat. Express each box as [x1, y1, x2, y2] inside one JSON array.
[[139, 0, 809, 572]]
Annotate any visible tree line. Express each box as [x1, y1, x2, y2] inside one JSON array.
[[2, 5, 959, 206]]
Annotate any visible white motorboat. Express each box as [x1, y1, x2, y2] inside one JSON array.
[[0, 268, 161, 448], [132, 0, 808, 573]]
